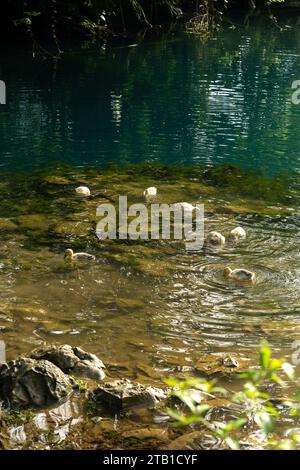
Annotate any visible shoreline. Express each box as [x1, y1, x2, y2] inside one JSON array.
[[1, 2, 300, 49]]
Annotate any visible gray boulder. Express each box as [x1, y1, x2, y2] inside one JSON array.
[[93, 378, 166, 410], [0, 358, 76, 407], [30, 344, 105, 381]]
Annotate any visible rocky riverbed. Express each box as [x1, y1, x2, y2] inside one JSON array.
[[0, 343, 240, 450], [0, 343, 294, 450]]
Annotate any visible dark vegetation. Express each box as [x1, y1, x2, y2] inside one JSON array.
[[0, 0, 295, 48]]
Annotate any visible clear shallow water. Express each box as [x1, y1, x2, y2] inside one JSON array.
[[1, 24, 300, 448]]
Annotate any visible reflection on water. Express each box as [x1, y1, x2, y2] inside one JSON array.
[[1, 25, 300, 173]]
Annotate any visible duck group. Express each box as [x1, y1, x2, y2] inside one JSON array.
[[204, 226, 255, 283], [68, 185, 255, 283]]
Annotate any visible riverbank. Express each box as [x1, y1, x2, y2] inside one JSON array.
[[0, 341, 299, 450], [1, 0, 300, 50]]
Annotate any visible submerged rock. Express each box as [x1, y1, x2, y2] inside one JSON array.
[[53, 220, 92, 238], [44, 175, 71, 186], [122, 426, 169, 443], [16, 214, 52, 232], [30, 344, 105, 381], [92, 378, 166, 410], [0, 218, 18, 233], [0, 358, 75, 407], [166, 431, 205, 450], [166, 431, 221, 450], [195, 353, 251, 377]]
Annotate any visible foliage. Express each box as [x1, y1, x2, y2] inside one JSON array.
[[166, 341, 300, 450], [2, 1, 291, 45]]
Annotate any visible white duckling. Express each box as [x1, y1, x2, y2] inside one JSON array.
[[64, 249, 96, 261], [143, 187, 157, 198], [224, 267, 255, 283], [75, 186, 91, 197], [229, 226, 246, 241], [205, 231, 226, 247]]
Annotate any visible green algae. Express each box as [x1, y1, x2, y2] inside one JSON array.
[[0, 162, 296, 277]]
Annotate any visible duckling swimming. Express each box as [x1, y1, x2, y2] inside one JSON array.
[[75, 186, 91, 197], [64, 249, 96, 261], [229, 226, 246, 241], [205, 231, 226, 247], [143, 187, 157, 198], [224, 267, 255, 283]]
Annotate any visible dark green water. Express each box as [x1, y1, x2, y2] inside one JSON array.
[[1, 25, 300, 174], [2, 25, 300, 449]]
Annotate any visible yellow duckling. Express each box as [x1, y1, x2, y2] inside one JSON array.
[[224, 267, 255, 283], [229, 226, 246, 241], [143, 187, 157, 198], [64, 249, 96, 261], [75, 186, 91, 197], [205, 231, 225, 247]]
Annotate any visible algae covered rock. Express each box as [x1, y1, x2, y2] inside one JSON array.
[[166, 431, 207, 450], [195, 353, 251, 377], [30, 344, 105, 381], [0, 358, 75, 407], [53, 220, 92, 238], [16, 214, 52, 232], [0, 218, 18, 233], [92, 378, 166, 410], [44, 175, 71, 186], [122, 426, 169, 443]]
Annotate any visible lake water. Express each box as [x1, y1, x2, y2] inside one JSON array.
[[1, 23, 300, 448]]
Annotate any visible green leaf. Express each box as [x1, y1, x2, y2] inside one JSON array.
[[254, 411, 273, 434], [259, 340, 271, 369], [223, 418, 247, 433], [269, 358, 282, 371], [165, 378, 179, 387], [264, 405, 279, 417], [194, 404, 211, 415], [225, 436, 240, 450], [24, 11, 41, 17], [166, 409, 204, 426], [239, 370, 259, 381], [174, 391, 196, 412], [244, 382, 259, 398], [212, 386, 227, 395], [270, 372, 284, 385], [273, 439, 296, 450]]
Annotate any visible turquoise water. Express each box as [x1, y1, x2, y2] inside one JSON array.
[[1, 26, 300, 174]]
